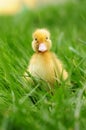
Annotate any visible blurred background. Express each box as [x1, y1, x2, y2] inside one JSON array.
[[0, 0, 86, 130], [0, 0, 69, 15]]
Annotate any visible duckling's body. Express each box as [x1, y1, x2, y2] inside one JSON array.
[[27, 51, 68, 84], [25, 29, 68, 85], [28, 52, 55, 84]]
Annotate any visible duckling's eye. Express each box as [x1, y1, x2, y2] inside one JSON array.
[[35, 38, 37, 41], [46, 37, 48, 40]]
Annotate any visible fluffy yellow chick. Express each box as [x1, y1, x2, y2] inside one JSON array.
[[25, 29, 68, 86]]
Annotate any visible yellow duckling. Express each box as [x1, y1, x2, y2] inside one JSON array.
[[25, 29, 68, 86]]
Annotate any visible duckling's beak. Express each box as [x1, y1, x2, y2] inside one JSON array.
[[38, 43, 47, 52]]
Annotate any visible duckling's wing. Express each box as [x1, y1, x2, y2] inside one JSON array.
[[51, 53, 68, 81]]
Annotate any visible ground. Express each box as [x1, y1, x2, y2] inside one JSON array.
[[0, 0, 86, 130]]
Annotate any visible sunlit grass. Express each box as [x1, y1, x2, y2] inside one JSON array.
[[0, 1, 86, 130]]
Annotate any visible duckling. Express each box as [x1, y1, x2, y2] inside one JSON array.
[[24, 29, 68, 86]]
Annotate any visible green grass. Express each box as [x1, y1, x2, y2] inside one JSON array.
[[0, 0, 86, 130]]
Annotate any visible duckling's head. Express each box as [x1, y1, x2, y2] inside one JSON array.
[[32, 29, 52, 52]]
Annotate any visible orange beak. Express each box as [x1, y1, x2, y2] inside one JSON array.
[[38, 43, 47, 52]]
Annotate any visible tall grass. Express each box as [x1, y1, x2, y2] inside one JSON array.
[[0, 0, 86, 130]]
